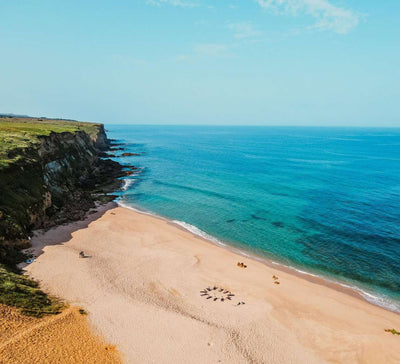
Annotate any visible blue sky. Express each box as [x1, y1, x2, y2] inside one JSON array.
[[0, 0, 399, 126]]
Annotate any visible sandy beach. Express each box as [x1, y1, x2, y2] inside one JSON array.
[[0, 303, 121, 364], [23, 203, 400, 364]]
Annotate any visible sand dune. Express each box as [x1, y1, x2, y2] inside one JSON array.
[[0, 304, 121, 364], [23, 203, 400, 363]]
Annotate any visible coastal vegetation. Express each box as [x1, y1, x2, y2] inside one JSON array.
[[385, 328, 400, 335], [0, 117, 100, 169], [0, 265, 62, 316], [0, 116, 125, 315]]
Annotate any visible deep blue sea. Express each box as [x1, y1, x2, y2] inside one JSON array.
[[107, 125, 400, 312]]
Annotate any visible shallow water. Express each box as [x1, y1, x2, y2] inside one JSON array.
[[107, 125, 400, 311]]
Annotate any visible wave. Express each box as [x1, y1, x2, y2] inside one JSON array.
[[121, 179, 136, 191], [117, 199, 162, 218], [171, 220, 227, 247], [286, 158, 346, 165], [116, 199, 400, 314], [270, 262, 400, 314]]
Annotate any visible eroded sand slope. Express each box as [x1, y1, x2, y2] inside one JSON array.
[[0, 304, 121, 364]]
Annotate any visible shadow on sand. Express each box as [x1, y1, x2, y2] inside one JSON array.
[[21, 201, 118, 266]]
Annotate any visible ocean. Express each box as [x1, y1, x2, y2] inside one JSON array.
[[107, 125, 400, 312]]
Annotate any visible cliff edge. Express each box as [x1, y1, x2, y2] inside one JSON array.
[[0, 117, 126, 267]]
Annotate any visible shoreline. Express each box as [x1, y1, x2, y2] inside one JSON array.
[[24, 202, 400, 363], [117, 198, 400, 315]]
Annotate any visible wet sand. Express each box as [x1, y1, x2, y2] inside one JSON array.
[[24, 203, 400, 363]]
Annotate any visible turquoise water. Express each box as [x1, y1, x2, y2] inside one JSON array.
[[107, 125, 400, 311]]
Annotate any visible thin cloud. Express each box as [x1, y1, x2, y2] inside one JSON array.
[[174, 54, 193, 62], [194, 43, 229, 56], [146, 0, 199, 7], [255, 0, 359, 34], [173, 44, 229, 62], [145, 0, 360, 34], [226, 22, 263, 39]]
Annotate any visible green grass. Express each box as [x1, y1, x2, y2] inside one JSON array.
[[0, 116, 101, 315], [0, 117, 101, 168], [385, 328, 400, 336], [0, 265, 63, 316]]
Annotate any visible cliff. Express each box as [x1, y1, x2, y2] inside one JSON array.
[[0, 117, 126, 267]]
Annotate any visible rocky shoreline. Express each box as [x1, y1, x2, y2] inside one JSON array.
[[0, 118, 134, 267]]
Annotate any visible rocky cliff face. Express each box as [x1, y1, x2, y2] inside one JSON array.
[[0, 125, 124, 265]]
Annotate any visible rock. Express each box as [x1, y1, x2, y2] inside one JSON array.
[[0, 123, 132, 257], [121, 152, 141, 157]]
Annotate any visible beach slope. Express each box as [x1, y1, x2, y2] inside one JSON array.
[[25, 205, 400, 363], [0, 304, 121, 364]]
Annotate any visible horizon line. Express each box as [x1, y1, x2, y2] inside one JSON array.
[[2, 114, 399, 128]]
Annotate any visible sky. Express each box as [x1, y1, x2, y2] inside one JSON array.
[[0, 0, 399, 126]]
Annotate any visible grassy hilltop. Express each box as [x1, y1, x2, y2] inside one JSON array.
[[0, 116, 101, 169], [0, 116, 107, 316]]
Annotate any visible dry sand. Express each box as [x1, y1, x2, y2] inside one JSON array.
[[0, 304, 121, 364], [23, 203, 400, 363]]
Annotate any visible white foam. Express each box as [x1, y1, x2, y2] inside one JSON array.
[[117, 199, 159, 218], [345, 286, 400, 313], [115, 199, 400, 314], [279, 265, 400, 314], [171, 220, 226, 247], [121, 179, 136, 191]]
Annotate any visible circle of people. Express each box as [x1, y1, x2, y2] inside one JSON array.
[[200, 286, 245, 306]]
